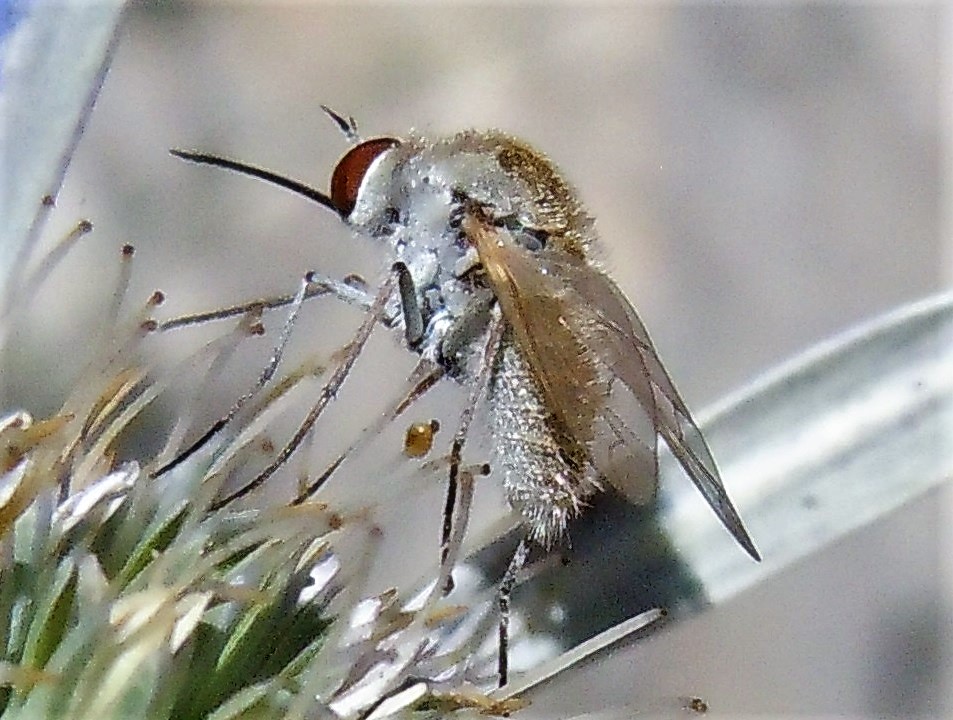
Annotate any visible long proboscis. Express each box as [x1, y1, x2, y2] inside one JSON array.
[[169, 149, 340, 216]]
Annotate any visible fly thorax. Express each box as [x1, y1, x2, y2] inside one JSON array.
[[347, 137, 533, 377]]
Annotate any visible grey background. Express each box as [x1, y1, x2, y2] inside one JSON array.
[[14, 4, 950, 717], [54, 5, 945, 406]]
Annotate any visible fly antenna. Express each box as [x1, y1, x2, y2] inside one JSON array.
[[321, 104, 360, 144]]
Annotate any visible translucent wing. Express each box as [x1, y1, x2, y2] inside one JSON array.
[[545, 253, 760, 560], [467, 218, 658, 503], [468, 216, 759, 560]]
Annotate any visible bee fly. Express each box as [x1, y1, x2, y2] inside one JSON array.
[[171, 107, 760, 686]]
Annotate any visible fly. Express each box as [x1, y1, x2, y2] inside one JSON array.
[[170, 107, 761, 686]]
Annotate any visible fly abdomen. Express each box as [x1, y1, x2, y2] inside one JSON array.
[[489, 334, 600, 548]]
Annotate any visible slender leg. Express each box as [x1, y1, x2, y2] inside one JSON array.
[[157, 272, 382, 332], [291, 359, 444, 504], [498, 537, 530, 688], [151, 273, 312, 479], [208, 274, 397, 511], [440, 310, 505, 593], [152, 270, 405, 482], [293, 255, 444, 503], [440, 467, 458, 573]]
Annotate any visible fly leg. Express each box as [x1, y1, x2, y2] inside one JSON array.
[[498, 537, 530, 688], [291, 261, 440, 502], [151, 272, 314, 479], [390, 257, 500, 593], [151, 270, 405, 481], [291, 358, 444, 503], [439, 309, 505, 594], [157, 271, 400, 332], [208, 274, 397, 510]]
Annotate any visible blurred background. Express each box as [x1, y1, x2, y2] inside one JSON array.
[[25, 3, 946, 416], [7, 3, 950, 717]]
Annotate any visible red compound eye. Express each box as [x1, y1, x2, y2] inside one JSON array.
[[330, 137, 400, 217]]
